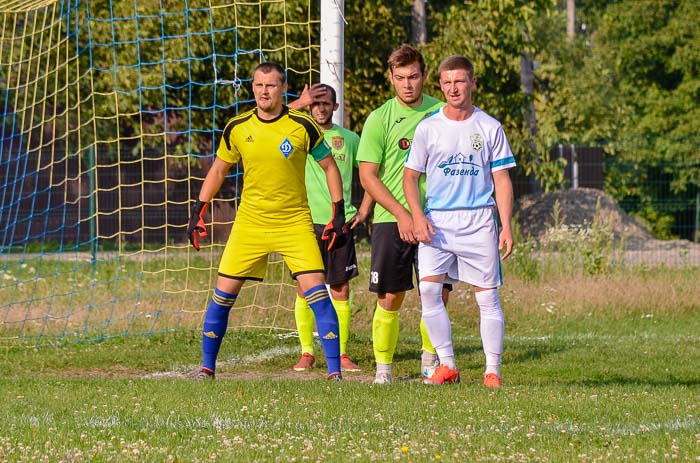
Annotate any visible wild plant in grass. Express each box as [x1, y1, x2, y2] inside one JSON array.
[[504, 216, 540, 283], [538, 198, 623, 276]]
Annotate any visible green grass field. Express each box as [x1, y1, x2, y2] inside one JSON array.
[[2, 263, 699, 462]]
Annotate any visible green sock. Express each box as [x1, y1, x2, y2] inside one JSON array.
[[372, 302, 399, 365], [332, 298, 351, 355], [294, 294, 315, 355]]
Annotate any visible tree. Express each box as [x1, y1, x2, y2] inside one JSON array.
[[421, 0, 561, 191], [541, 0, 700, 238]]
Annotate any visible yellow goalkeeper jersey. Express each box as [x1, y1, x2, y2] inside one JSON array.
[[216, 106, 331, 228]]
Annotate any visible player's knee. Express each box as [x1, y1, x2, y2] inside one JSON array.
[[419, 280, 445, 316], [379, 291, 405, 310], [475, 288, 503, 319], [419, 280, 442, 299]]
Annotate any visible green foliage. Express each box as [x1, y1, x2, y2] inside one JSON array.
[[504, 216, 540, 283], [418, 0, 580, 192], [538, 0, 700, 236], [343, 0, 413, 131]]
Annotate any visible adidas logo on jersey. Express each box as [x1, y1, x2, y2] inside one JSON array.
[[323, 331, 338, 340], [246, 135, 254, 142]]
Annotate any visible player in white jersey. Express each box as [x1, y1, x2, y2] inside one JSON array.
[[403, 55, 516, 388]]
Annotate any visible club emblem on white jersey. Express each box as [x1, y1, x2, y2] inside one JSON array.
[[471, 133, 483, 152], [279, 138, 293, 158]]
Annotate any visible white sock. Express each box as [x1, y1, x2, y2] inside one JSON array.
[[421, 350, 438, 366], [376, 363, 392, 375], [419, 281, 455, 369], [475, 288, 504, 377]]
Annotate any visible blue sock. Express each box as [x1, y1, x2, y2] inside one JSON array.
[[201, 288, 237, 372], [304, 285, 341, 375]]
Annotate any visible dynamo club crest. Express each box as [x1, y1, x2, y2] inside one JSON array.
[[279, 137, 293, 158]]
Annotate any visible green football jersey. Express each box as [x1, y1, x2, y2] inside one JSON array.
[[356, 95, 444, 223], [305, 124, 360, 224]]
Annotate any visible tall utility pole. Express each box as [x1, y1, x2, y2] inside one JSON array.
[[567, 0, 576, 39], [411, 0, 426, 45], [320, 0, 345, 126]]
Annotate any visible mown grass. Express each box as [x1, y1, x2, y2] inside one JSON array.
[[1, 299, 699, 462], [2, 233, 699, 461]]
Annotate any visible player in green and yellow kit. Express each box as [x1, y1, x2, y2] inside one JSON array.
[[288, 84, 374, 373], [357, 44, 451, 384]]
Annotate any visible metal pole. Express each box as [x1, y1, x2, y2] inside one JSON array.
[[320, 0, 345, 126], [571, 144, 579, 189], [558, 143, 564, 190]]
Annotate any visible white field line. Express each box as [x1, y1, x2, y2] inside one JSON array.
[[448, 333, 699, 343], [146, 344, 299, 378]]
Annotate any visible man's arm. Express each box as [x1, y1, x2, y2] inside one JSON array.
[[359, 161, 416, 243], [317, 154, 343, 202], [348, 191, 374, 229], [288, 83, 328, 111], [403, 167, 433, 243], [493, 169, 514, 260], [187, 157, 234, 250], [198, 157, 234, 202], [317, 154, 348, 251]]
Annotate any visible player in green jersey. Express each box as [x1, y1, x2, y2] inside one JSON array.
[[357, 44, 451, 384], [289, 84, 374, 373]]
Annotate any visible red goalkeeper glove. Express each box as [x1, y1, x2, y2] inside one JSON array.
[[321, 199, 349, 251], [187, 200, 209, 251]]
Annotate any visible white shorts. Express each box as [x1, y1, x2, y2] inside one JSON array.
[[417, 208, 503, 288]]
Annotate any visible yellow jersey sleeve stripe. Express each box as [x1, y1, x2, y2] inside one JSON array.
[[288, 110, 323, 151], [221, 109, 255, 151]]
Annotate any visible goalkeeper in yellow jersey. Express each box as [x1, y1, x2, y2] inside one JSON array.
[[186, 62, 349, 380], [288, 84, 374, 373]]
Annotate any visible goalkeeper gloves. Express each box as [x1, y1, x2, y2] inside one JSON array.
[[187, 200, 209, 251], [321, 199, 349, 251]]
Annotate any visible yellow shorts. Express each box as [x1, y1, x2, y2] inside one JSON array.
[[218, 220, 325, 280]]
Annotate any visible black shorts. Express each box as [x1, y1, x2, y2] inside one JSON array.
[[369, 222, 417, 294], [313, 224, 359, 286], [368, 222, 454, 294]]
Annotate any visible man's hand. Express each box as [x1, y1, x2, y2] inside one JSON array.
[[187, 200, 209, 251], [347, 209, 369, 230], [413, 213, 435, 244], [397, 209, 417, 244], [322, 199, 349, 251], [289, 83, 328, 110], [499, 228, 514, 260]]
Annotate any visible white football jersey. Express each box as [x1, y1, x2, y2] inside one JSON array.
[[405, 107, 516, 211]]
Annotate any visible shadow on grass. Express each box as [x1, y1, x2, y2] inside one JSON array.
[[568, 376, 700, 387]]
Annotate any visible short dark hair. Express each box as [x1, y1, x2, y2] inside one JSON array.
[[437, 55, 474, 80], [387, 44, 426, 75], [253, 62, 286, 83], [317, 84, 337, 104]]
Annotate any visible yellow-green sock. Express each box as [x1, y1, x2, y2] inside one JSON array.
[[332, 298, 351, 355], [372, 302, 399, 365], [294, 294, 315, 355], [419, 318, 436, 355]]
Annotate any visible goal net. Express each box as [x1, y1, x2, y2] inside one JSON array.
[[0, 0, 320, 346]]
